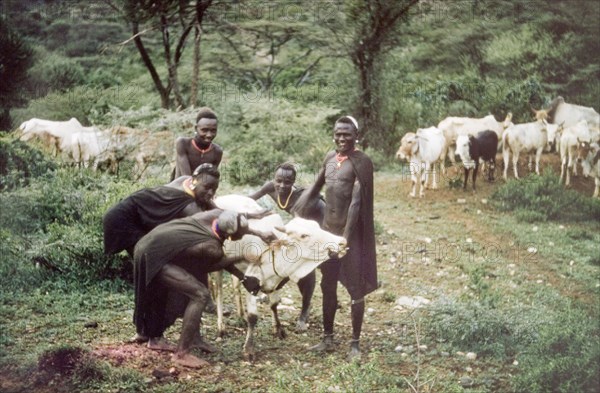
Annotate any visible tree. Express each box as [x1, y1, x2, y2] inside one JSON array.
[[110, 0, 213, 109], [332, 0, 419, 149], [0, 20, 34, 130]]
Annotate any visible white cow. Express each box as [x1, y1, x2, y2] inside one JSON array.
[[214, 195, 347, 360], [395, 126, 446, 198], [559, 120, 594, 186], [534, 96, 600, 130], [437, 113, 512, 172], [18, 117, 107, 167], [580, 143, 600, 198], [502, 120, 561, 180]]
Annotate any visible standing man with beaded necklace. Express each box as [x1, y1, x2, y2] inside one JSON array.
[[295, 115, 378, 361], [249, 163, 326, 330], [173, 107, 223, 179]]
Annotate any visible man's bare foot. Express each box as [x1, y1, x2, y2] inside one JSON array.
[[191, 337, 218, 353], [128, 333, 149, 344], [172, 352, 210, 368], [147, 337, 176, 352]]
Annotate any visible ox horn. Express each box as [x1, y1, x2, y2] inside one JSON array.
[[273, 226, 287, 234]]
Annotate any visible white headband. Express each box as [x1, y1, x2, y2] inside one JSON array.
[[346, 115, 359, 130]]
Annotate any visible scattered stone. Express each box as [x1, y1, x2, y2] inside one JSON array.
[[152, 368, 171, 379], [513, 360, 519, 366], [477, 209, 482, 215], [466, 352, 477, 360], [548, 241, 554, 246], [280, 297, 294, 305], [401, 352, 408, 358], [394, 345, 403, 352], [456, 351, 465, 356], [441, 351, 450, 357], [466, 238, 473, 243], [457, 198, 467, 204], [465, 366, 473, 372], [527, 247, 537, 254], [395, 296, 431, 308], [481, 198, 488, 204], [569, 260, 575, 266], [169, 367, 178, 375], [459, 376, 474, 387], [559, 225, 565, 229], [418, 345, 428, 351], [387, 230, 395, 235], [390, 257, 397, 263], [536, 280, 544, 284], [367, 308, 375, 314], [424, 237, 433, 243], [532, 226, 538, 232], [327, 386, 342, 393]]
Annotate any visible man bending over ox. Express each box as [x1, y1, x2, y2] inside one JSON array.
[[249, 162, 326, 330], [295, 115, 378, 361], [133, 209, 275, 368]]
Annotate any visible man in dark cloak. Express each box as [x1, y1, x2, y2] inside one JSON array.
[[133, 209, 272, 368], [103, 163, 219, 257], [295, 115, 377, 361]]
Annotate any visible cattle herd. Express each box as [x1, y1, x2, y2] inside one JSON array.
[[395, 96, 600, 198], [14, 96, 600, 198]]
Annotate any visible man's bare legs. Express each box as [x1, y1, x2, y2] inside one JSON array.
[[157, 264, 212, 368]]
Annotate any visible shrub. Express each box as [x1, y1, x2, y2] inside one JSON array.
[[492, 170, 600, 222], [0, 136, 57, 191]]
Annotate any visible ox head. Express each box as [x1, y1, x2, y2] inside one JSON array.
[[395, 132, 418, 160], [545, 121, 564, 152], [455, 135, 476, 169], [243, 217, 347, 294]]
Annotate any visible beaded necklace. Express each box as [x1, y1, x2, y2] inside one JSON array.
[[277, 190, 293, 209], [192, 140, 212, 154]]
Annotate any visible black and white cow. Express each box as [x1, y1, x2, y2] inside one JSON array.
[[455, 130, 499, 190]]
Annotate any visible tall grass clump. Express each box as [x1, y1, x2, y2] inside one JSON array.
[[492, 170, 600, 222], [0, 136, 57, 191]]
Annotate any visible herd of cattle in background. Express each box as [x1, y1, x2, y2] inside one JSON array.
[[396, 96, 600, 198], [14, 96, 600, 198]]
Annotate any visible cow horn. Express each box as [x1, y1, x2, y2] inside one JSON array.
[[274, 226, 287, 234]]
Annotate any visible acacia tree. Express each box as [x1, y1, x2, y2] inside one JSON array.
[[328, 0, 419, 149], [108, 0, 213, 109]]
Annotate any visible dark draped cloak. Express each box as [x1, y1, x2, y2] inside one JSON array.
[[103, 186, 195, 255], [338, 150, 378, 299], [133, 216, 220, 337]]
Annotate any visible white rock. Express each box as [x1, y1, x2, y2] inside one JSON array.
[[456, 351, 465, 356], [394, 345, 403, 352], [466, 238, 473, 243], [513, 360, 519, 366], [569, 260, 575, 266], [390, 257, 397, 263], [559, 225, 565, 229], [465, 366, 473, 372], [481, 198, 488, 204], [527, 247, 537, 254], [536, 280, 543, 284], [367, 307, 375, 314], [424, 237, 433, 243], [418, 345, 428, 351], [532, 226, 538, 232], [395, 296, 431, 308], [548, 241, 554, 246], [280, 297, 294, 305], [387, 230, 395, 235], [466, 352, 477, 360], [457, 198, 466, 204], [477, 210, 482, 215]]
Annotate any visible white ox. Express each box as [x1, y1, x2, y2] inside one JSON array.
[[558, 120, 595, 186], [395, 126, 446, 198], [214, 195, 347, 360], [580, 143, 600, 198], [18, 118, 101, 166], [534, 96, 600, 130], [502, 120, 562, 180], [437, 113, 512, 172]]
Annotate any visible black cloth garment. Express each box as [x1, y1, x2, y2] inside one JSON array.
[[338, 150, 378, 299], [133, 216, 221, 337], [103, 186, 195, 255]]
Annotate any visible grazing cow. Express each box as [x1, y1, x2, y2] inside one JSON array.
[[502, 120, 562, 180], [455, 130, 499, 190], [18, 118, 100, 163], [395, 126, 446, 198], [559, 120, 593, 186], [534, 96, 600, 131], [579, 143, 600, 198], [214, 195, 347, 360], [437, 113, 512, 172]]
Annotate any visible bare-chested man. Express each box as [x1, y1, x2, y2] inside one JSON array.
[[249, 163, 325, 330], [295, 115, 377, 361], [173, 107, 223, 179]]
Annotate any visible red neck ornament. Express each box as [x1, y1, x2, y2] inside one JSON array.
[[192, 140, 212, 154]]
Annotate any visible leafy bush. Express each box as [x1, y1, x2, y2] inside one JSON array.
[[492, 170, 600, 222], [511, 307, 600, 393], [0, 136, 57, 191]]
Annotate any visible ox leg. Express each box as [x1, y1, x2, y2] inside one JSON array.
[[269, 292, 286, 339], [560, 156, 567, 184], [565, 155, 572, 186], [512, 152, 520, 179], [472, 162, 479, 190], [431, 162, 439, 189], [231, 275, 244, 318], [463, 167, 469, 190], [296, 271, 315, 331], [535, 149, 543, 175], [409, 167, 417, 198], [210, 271, 226, 338], [503, 149, 510, 180], [594, 178, 600, 198], [419, 166, 426, 198], [243, 293, 259, 361]]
